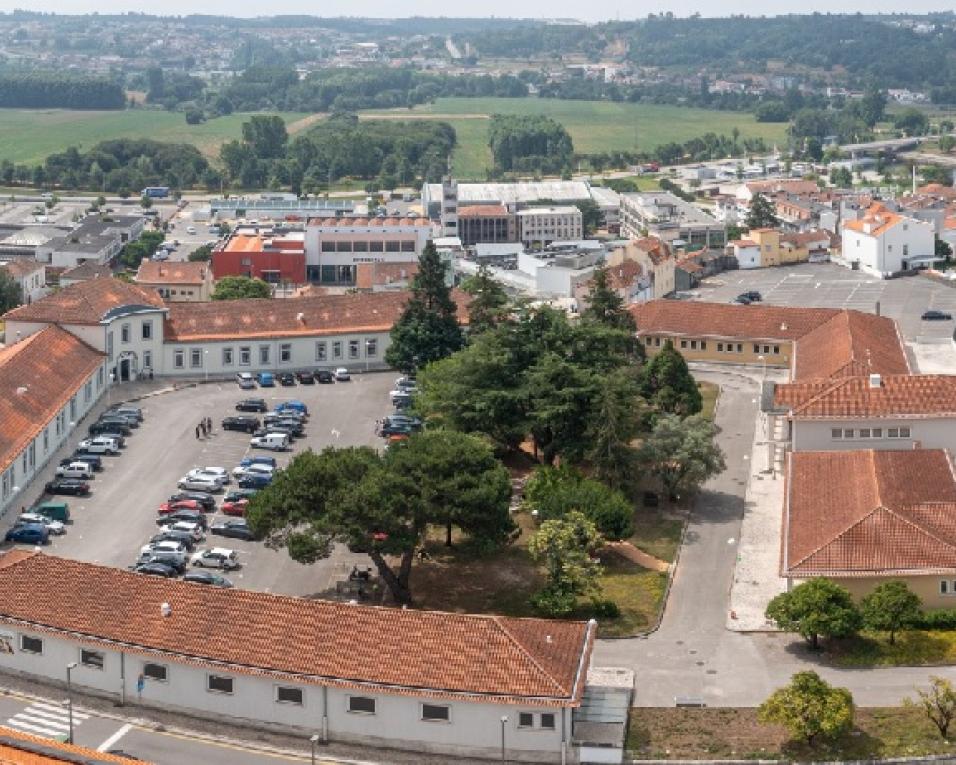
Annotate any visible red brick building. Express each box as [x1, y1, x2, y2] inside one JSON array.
[[211, 233, 306, 285]]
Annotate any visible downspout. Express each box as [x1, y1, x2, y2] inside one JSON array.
[[561, 707, 567, 765], [321, 685, 328, 743], [119, 652, 126, 706]]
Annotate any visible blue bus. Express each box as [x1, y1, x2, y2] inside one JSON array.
[[142, 186, 170, 199]]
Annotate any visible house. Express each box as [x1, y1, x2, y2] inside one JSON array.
[[0, 258, 46, 304], [0, 551, 598, 763], [0, 725, 144, 763], [840, 203, 936, 277], [58, 261, 114, 287], [735, 179, 819, 208], [605, 238, 675, 298], [516, 207, 584, 249], [781, 448, 956, 608], [135, 259, 213, 302], [729, 238, 760, 269], [0, 326, 107, 517], [574, 259, 649, 308], [35, 216, 145, 269], [456, 204, 517, 246], [619, 193, 725, 249], [212, 232, 306, 286], [733, 228, 830, 268]]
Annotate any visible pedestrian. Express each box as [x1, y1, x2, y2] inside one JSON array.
[[195, 425, 200, 440], [200, 421, 207, 438], [206, 416, 212, 433]]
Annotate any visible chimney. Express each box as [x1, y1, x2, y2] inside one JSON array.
[[296, 312, 305, 324], [869, 373, 882, 389], [161, 602, 172, 617], [780, 322, 788, 331]]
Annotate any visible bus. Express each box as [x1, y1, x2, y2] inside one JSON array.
[[142, 186, 170, 199]]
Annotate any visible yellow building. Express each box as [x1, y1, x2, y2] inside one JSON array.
[[742, 228, 831, 267], [606, 237, 675, 299]]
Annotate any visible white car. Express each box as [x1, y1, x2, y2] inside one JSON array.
[[199, 467, 230, 484], [140, 540, 187, 557], [250, 434, 290, 451], [231, 463, 274, 479], [186, 226, 197, 235], [389, 388, 417, 403], [78, 437, 120, 455], [55, 462, 94, 479], [191, 548, 239, 570], [17, 513, 65, 535], [178, 475, 223, 493], [161, 521, 205, 542], [187, 468, 228, 486], [334, 367, 350, 381]]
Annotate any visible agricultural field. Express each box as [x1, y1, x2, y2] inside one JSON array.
[[361, 97, 791, 177], [0, 109, 308, 165]]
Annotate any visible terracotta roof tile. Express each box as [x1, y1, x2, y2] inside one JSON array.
[[792, 310, 909, 381], [843, 202, 905, 237], [59, 262, 113, 281], [775, 374, 956, 417], [3, 277, 165, 325], [0, 553, 592, 705], [135, 260, 209, 286], [0, 327, 104, 475], [0, 258, 43, 279], [0, 725, 146, 763], [784, 449, 956, 576], [457, 205, 510, 218]]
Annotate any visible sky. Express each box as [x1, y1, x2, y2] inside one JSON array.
[[0, 0, 954, 21]]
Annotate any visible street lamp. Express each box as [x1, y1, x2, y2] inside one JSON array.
[[66, 662, 77, 743], [757, 354, 767, 380], [500, 715, 508, 763], [309, 733, 320, 765], [365, 339, 373, 374], [204, 349, 209, 386]]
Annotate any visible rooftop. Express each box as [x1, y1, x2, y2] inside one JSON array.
[[516, 206, 581, 217], [774, 374, 956, 418], [843, 202, 907, 237], [783, 449, 956, 577], [0, 725, 145, 763], [426, 181, 592, 205], [0, 552, 593, 706], [135, 259, 209, 286], [59, 262, 114, 282], [0, 258, 44, 278], [305, 217, 432, 229], [3, 277, 165, 325], [457, 204, 510, 218], [220, 233, 306, 254], [621, 192, 719, 227]]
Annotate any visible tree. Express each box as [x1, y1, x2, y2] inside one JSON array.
[[638, 414, 725, 501], [587, 369, 643, 491], [139, 195, 153, 210], [524, 465, 633, 540], [745, 192, 779, 229], [188, 244, 213, 262], [0, 269, 22, 312], [247, 433, 512, 605], [211, 275, 272, 300], [939, 135, 956, 154], [830, 167, 853, 188], [758, 672, 854, 746], [765, 578, 862, 649], [385, 242, 463, 373], [639, 340, 702, 416], [185, 108, 205, 126], [459, 265, 508, 335], [582, 265, 637, 332], [575, 198, 603, 236], [894, 108, 930, 136], [241, 115, 289, 159], [909, 677, 956, 738], [528, 511, 604, 617], [859, 580, 921, 644]]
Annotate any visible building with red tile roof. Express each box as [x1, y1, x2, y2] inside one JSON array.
[[134, 259, 213, 302], [840, 202, 936, 277], [212, 232, 306, 286]]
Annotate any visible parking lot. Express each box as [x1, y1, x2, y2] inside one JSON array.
[[10, 372, 398, 598], [693, 262, 956, 345]]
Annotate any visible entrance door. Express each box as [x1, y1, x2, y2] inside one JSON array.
[[119, 357, 130, 382]]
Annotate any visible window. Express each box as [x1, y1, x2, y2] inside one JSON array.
[[349, 340, 360, 359], [222, 348, 234, 366], [763, 345, 770, 354], [348, 696, 376, 714], [121, 323, 131, 343], [143, 663, 167, 682], [142, 320, 152, 340], [942, 580, 955, 596], [43, 428, 49, 453], [773, 345, 780, 355], [259, 345, 270, 365], [700, 341, 707, 351], [97, 367, 104, 387], [753, 344, 760, 354], [680, 340, 687, 349], [143, 350, 152, 370], [190, 349, 202, 368], [872, 428, 883, 438], [400, 240, 415, 252], [689, 340, 698, 350], [645, 337, 653, 346], [335, 241, 352, 253], [107, 332, 114, 361], [19, 635, 42, 654], [655, 337, 661, 347], [207, 675, 234, 694], [353, 240, 368, 252], [859, 428, 871, 439], [370, 241, 384, 253], [385, 241, 401, 252], [174, 350, 185, 369], [332, 341, 343, 359], [540, 713, 555, 730], [275, 686, 303, 705], [903, 244, 909, 257], [315, 342, 327, 362], [900, 427, 911, 438], [366, 338, 377, 357], [69, 396, 76, 421], [831, 429, 843, 439], [239, 347, 251, 366], [736, 344, 743, 353], [421, 704, 450, 722], [321, 240, 335, 252], [80, 649, 104, 670], [280, 344, 292, 363], [888, 427, 900, 438], [843, 429, 855, 439]]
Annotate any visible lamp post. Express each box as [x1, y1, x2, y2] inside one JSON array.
[[365, 339, 372, 374], [309, 733, 320, 765], [66, 661, 77, 743], [204, 349, 209, 386], [500, 715, 508, 763], [757, 354, 766, 381]]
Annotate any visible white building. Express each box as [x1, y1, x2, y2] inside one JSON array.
[[619, 193, 725, 248], [0, 551, 602, 763], [517, 207, 583, 249], [729, 238, 760, 269], [0, 258, 46, 304], [840, 203, 936, 278], [36, 215, 145, 269]]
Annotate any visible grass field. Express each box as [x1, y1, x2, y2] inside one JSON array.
[[362, 97, 790, 178], [0, 109, 307, 165]]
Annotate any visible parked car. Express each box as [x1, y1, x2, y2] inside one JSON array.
[[44, 478, 90, 496], [231, 463, 274, 479], [257, 372, 275, 387], [140, 540, 187, 557], [160, 521, 205, 542], [15, 513, 65, 535], [334, 367, 351, 381], [922, 309, 953, 321], [210, 518, 256, 541], [253, 424, 299, 441], [183, 571, 234, 587], [106, 405, 143, 422], [733, 294, 753, 305], [135, 551, 187, 574], [315, 370, 334, 384], [236, 373, 256, 390], [55, 461, 95, 480], [159, 499, 202, 515], [250, 433, 290, 451], [278, 373, 296, 386], [392, 392, 413, 410], [394, 375, 416, 390], [238, 473, 272, 489], [134, 562, 178, 578], [5, 524, 49, 545], [380, 421, 415, 438], [167, 492, 216, 512], [159, 510, 207, 530], [100, 412, 139, 428], [221, 416, 260, 433], [192, 548, 240, 570], [35, 502, 70, 522], [740, 291, 763, 302], [235, 398, 267, 413], [238, 456, 276, 469], [149, 531, 196, 552], [275, 400, 309, 416], [78, 437, 120, 454], [187, 467, 229, 485], [88, 421, 130, 439], [384, 414, 422, 430], [221, 498, 248, 516], [295, 371, 315, 384], [69, 453, 103, 471], [389, 388, 417, 404], [178, 475, 223, 493]]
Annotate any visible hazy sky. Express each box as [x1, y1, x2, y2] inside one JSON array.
[[1, 0, 955, 22]]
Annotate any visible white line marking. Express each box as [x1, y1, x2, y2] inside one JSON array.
[[32, 701, 89, 718], [97, 723, 132, 752], [11, 713, 70, 730], [19, 708, 74, 724], [5, 719, 66, 737]]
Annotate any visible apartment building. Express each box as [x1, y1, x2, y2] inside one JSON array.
[[516, 206, 583, 249], [456, 205, 517, 246], [619, 193, 725, 248]]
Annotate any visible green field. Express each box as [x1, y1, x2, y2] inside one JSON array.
[[0, 109, 308, 165], [362, 97, 790, 178]]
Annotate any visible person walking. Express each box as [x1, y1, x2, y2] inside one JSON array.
[[200, 421, 207, 438], [206, 416, 212, 433], [195, 425, 200, 440]]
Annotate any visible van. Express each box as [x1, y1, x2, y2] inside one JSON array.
[[250, 433, 290, 451], [257, 372, 275, 387], [35, 501, 70, 523]]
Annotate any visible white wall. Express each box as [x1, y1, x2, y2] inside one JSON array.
[[841, 219, 935, 278], [791, 417, 956, 452], [734, 245, 760, 269]]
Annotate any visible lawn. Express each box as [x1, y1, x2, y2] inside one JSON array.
[[627, 707, 956, 761], [629, 509, 683, 564], [361, 97, 790, 178], [0, 109, 308, 165], [827, 630, 956, 668]]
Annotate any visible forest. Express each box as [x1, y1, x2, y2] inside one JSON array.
[[488, 114, 574, 175], [0, 71, 125, 109]]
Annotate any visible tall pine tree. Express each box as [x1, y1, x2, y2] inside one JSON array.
[[639, 340, 702, 416], [582, 265, 637, 332]]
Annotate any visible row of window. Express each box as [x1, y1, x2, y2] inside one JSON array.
[[119, 320, 153, 344], [173, 340, 379, 370], [320, 240, 417, 253], [16, 635, 554, 728], [642, 336, 782, 356], [831, 426, 912, 440]]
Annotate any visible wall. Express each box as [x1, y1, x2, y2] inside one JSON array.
[[733, 245, 760, 269], [0, 625, 570, 762], [795, 575, 956, 611], [790, 418, 956, 452], [640, 333, 793, 368], [106, 311, 167, 378], [212, 250, 306, 285]]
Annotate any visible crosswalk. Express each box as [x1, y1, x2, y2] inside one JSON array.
[[6, 700, 89, 739]]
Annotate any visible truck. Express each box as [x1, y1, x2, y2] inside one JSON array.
[[142, 186, 170, 199]]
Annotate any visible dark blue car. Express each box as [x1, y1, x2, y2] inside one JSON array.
[[237, 473, 272, 489], [6, 524, 49, 545]]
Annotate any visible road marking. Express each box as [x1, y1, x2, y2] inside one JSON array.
[[5, 717, 66, 737], [97, 722, 132, 752], [6, 701, 87, 740]]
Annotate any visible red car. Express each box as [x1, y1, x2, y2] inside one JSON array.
[[158, 499, 201, 515], [221, 498, 249, 517]]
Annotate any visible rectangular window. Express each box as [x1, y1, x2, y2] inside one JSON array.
[[736, 344, 743, 353], [222, 348, 234, 366], [142, 320, 152, 340], [831, 428, 843, 439], [43, 428, 49, 453], [333, 341, 343, 359], [280, 343, 292, 363], [239, 347, 251, 366], [700, 341, 707, 351], [859, 428, 871, 439], [335, 240, 352, 253], [275, 686, 303, 705], [348, 696, 376, 714], [80, 649, 104, 670], [753, 344, 760, 354], [843, 429, 855, 439], [121, 323, 131, 343], [207, 675, 234, 694], [385, 241, 401, 252], [19, 635, 42, 654], [942, 580, 951, 596], [369, 241, 384, 253], [518, 712, 534, 729], [316, 342, 327, 362], [763, 345, 770, 354], [900, 427, 911, 438], [353, 240, 368, 252], [107, 332, 114, 361], [349, 340, 360, 359], [174, 350, 185, 369], [259, 346, 270, 365], [690, 340, 698, 350], [143, 663, 167, 682], [717, 343, 724, 352], [321, 240, 335, 252], [872, 428, 883, 438], [400, 240, 415, 252], [143, 350, 152, 370], [655, 337, 661, 347], [680, 340, 687, 349], [888, 428, 900, 438], [190, 349, 202, 368], [540, 713, 556, 730], [773, 345, 780, 355], [98, 367, 104, 387], [421, 704, 450, 722], [366, 338, 377, 357]]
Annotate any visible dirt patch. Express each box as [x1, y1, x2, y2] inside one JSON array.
[[286, 113, 327, 134]]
